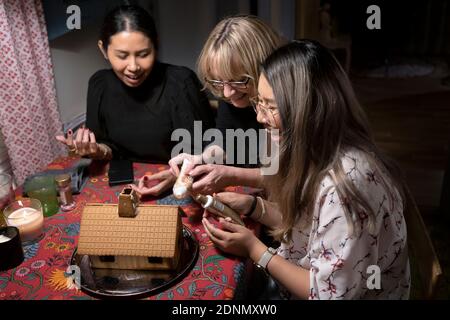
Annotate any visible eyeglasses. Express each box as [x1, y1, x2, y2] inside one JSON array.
[[250, 96, 279, 120], [205, 77, 250, 90]]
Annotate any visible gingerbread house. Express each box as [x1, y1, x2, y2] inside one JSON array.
[[77, 202, 184, 271]]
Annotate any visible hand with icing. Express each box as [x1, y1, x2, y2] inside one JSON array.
[[172, 159, 194, 199]]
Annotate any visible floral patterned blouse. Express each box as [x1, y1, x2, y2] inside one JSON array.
[[277, 149, 410, 299]]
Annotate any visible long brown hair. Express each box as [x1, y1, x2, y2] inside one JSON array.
[[262, 40, 406, 242]]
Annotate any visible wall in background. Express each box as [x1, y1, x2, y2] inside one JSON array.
[[155, 0, 219, 72], [49, 22, 108, 126], [48, 0, 295, 127]]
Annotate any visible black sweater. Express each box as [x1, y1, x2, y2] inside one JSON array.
[[214, 100, 264, 167], [86, 62, 215, 163]]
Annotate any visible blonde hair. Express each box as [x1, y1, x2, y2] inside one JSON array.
[[197, 15, 282, 98], [262, 41, 406, 242]]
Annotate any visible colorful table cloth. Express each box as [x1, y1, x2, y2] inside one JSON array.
[[0, 157, 257, 300]]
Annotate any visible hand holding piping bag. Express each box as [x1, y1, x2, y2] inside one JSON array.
[[172, 159, 244, 225], [193, 193, 244, 226], [172, 159, 194, 199]]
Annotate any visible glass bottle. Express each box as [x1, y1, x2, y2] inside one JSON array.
[[54, 174, 76, 211]]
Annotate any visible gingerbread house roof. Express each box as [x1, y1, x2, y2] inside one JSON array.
[[77, 204, 182, 258]]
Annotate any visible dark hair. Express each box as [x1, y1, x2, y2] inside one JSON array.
[[262, 40, 406, 241], [99, 5, 158, 51]]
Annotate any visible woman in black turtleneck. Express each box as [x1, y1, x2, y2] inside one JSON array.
[[56, 5, 214, 194]]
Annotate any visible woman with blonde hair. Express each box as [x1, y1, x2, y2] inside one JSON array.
[[165, 15, 283, 196], [202, 40, 410, 299]]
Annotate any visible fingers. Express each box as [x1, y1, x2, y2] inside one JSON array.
[[56, 130, 76, 155], [147, 178, 172, 196], [74, 127, 84, 150], [130, 182, 151, 197], [81, 128, 90, 154], [168, 158, 181, 176], [138, 175, 147, 189], [88, 132, 97, 153], [218, 217, 242, 232], [202, 209, 211, 219], [214, 192, 236, 204], [145, 169, 173, 181], [192, 177, 212, 194], [168, 153, 189, 176], [129, 184, 143, 196], [55, 135, 67, 144], [66, 129, 74, 147], [189, 164, 213, 178], [134, 170, 175, 196], [137, 171, 166, 190], [169, 153, 203, 177], [73, 127, 97, 156], [202, 218, 226, 246], [202, 218, 231, 240], [82, 129, 90, 144]]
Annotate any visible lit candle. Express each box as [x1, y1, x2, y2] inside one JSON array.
[[6, 207, 43, 243]]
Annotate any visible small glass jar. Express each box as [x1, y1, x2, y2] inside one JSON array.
[[54, 174, 76, 211]]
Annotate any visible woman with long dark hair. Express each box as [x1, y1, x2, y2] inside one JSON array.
[[203, 40, 410, 299]]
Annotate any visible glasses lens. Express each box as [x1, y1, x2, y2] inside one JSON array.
[[210, 81, 223, 89], [207, 77, 249, 90], [231, 82, 246, 89]]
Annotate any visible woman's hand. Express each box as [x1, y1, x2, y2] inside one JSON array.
[[56, 126, 104, 158], [189, 164, 236, 194], [56, 129, 76, 152], [202, 217, 261, 257], [131, 169, 176, 197], [212, 192, 255, 216], [168, 153, 202, 176]]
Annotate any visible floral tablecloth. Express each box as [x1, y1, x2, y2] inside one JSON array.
[[0, 157, 257, 300]]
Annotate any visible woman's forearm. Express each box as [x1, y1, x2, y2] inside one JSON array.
[[249, 197, 282, 229], [228, 167, 263, 188], [249, 240, 310, 300]]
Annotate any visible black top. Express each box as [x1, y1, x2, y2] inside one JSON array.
[[86, 62, 215, 163], [214, 100, 264, 167]]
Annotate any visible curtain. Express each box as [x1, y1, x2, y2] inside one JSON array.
[[0, 0, 64, 185]]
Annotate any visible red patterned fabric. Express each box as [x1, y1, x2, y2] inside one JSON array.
[[0, 157, 258, 300], [0, 0, 65, 185]]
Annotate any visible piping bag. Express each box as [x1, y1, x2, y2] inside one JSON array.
[[172, 159, 244, 225]]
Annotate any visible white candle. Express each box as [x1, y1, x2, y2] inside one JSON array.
[[0, 234, 11, 243], [7, 207, 43, 243]]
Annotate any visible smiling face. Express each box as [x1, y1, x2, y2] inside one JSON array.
[[208, 55, 254, 108], [256, 73, 281, 141], [98, 31, 156, 87]]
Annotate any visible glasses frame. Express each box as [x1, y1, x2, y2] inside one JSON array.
[[205, 77, 251, 90], [250, 96, 279, 122]]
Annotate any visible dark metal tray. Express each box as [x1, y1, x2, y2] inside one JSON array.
[[70, 226, 199, 299]]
